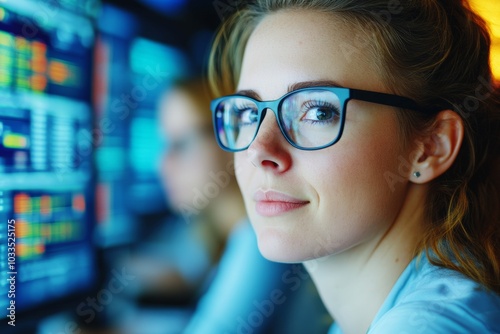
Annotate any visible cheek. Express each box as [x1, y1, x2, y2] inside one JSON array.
[[234, 152, 250, 194], [338, 140, 397, 185], [235, 152, 259, 221], [320, 144, 402, 215], [333, 110, 404, 189], [301, 117, 407, 254]]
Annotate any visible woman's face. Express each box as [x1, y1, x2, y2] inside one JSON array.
[[159, 89, 228, 211], [235, 10, 412, 262]]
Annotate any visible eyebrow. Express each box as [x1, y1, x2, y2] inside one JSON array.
[[235, 80, 344, 100], [289, 80, 344, 91]]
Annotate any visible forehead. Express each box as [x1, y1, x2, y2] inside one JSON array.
[[238, 9, 385, 98]]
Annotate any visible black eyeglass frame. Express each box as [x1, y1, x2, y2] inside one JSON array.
[[211, 86, 441, 152]]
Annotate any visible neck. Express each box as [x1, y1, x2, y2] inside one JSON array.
[[304, 184, 427, 334]]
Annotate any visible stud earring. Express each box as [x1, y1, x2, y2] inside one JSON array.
[[413, 171, 421, 178]]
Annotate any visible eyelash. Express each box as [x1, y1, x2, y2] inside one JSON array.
[[234, 103, 255, 112]]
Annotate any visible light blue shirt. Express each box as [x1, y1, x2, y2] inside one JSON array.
[[329, 254, 500, 334]]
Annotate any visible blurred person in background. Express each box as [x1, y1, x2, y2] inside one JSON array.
[[124, 79, 244, 303]]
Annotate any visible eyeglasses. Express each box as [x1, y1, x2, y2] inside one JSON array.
[[211, 86, 438, 151]]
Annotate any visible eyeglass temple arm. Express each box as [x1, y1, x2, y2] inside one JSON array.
[[349, 89, 448, 114]]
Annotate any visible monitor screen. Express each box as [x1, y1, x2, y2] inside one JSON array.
[[92, 7, 189, 247], [92, 4, 139, 248], [0, 0, 97, 328]]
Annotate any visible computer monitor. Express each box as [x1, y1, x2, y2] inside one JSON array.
[[93, 5, 190, 247], [0, 0, 98, 331], [92, 4, 139, 248]]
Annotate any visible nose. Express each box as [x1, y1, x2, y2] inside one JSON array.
[[246, 109, 292, 173]]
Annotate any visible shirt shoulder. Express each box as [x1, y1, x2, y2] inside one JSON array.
[[369, 256, 500, 333]]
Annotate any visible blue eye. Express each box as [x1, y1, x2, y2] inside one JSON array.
[[235, 105, 259, 126], [301, 100, 340, 124]]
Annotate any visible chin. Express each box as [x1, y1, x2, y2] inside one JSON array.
[[254, 227, 308, 263]]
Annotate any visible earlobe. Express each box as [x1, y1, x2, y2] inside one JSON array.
[[410, 110, 464, 184]]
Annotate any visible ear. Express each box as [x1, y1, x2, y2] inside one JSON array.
[[410, 110, 464, 184]]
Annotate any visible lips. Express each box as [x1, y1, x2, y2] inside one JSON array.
[[253, 190, 309, 217]]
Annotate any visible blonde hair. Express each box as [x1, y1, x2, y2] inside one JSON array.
[[208, 0, 500, 292]]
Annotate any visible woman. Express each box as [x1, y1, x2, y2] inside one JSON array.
[[208, 1, 500, 333]]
